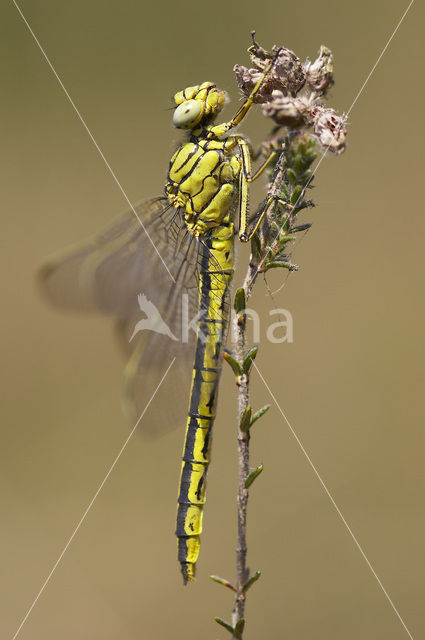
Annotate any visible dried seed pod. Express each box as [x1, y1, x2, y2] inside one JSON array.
[[270, 45, 306, 95], [241, 34, 306, 97], [312, 106, 347, 153], [233, 65, 275, 103], [304, 46, 334, 94], [262, 91, 310, 127]]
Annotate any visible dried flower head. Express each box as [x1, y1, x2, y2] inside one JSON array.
[[234, 34, 347, 156], [304, 46, 334, 94], [233, 65, 273, 103], [249, 37, 305, 94], [234, 32, 306, 102], [262, 92, 309, 127], [312, 106, 347, 154], [269, 45, 306, 95]]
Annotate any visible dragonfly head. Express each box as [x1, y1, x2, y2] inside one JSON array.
[[173, 82, 226, 129]]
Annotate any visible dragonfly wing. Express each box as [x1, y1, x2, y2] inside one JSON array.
[[39, 196, 201, 433], [115, 284, 199, 430], [40, 197, 195, 313]]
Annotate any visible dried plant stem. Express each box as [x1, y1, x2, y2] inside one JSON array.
[[233, 373, 249, 628], [231, 152, 287, 635], [231, 270, 262, 632], [232, 294, 250, 627], [215, 35, 344, 639]]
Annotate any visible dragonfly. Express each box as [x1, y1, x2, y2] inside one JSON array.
[[40, 56, 279, 584]]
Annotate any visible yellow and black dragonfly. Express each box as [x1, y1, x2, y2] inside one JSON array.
[[40, 58, 278, 584]]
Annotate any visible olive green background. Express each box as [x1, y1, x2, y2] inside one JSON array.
[[1, 1, 424, 638]]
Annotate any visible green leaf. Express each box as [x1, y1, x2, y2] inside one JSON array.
[[250, 404, 270, 426], [243, 570, 261, 593], [245, 464, 263, 488], [294, 152, 304, 174], [234, 618, 245, 638], [210, 575, 236, 592], [295, 199, 314, 212], [290, 185, 303, 205], [214, 617, 234, 634], [239, 407, 252, 433], [279, 234, 296, 245], [271, 220, 280, 234], [266, 260, 298, 271], [291, 222, 312, 233], [234, 288, 246, 315], [278, 183, 290, 200], [242, 345, 258, 375], [286, 168, 297, 185], [277, 213, 289, 231], [250, 232, 261, 259], [223, 350, 242, 376]]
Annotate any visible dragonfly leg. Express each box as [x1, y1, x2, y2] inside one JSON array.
[[207, 49, 280, 139], [229, 61, 275, 128], [240, 194, 294, 242], [236, 136, 279, 240]]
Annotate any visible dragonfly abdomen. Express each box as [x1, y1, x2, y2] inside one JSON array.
[[176, 222, 234, 583]]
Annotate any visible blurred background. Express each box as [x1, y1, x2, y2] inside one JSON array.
[[1, 0, 424, 638]]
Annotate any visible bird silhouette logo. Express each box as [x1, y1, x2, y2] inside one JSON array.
[[129, 293, 178, 342]]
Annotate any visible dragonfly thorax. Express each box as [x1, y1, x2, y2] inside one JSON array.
[[166, 137, 241, 236]]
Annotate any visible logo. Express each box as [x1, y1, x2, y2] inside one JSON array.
[[129, 294, 178, 342], [129, 292, 294, 344]]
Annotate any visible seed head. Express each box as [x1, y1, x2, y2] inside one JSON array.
[[304, 46, 334, 95], [312, 106, 347, 154], [262, 92, 309, 127]]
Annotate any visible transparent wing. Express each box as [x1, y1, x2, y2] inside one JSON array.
[[39, 197, 201, 433], [40, 197, 199, 315]]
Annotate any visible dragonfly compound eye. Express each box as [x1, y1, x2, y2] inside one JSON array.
[[173, 100, 202, 129]]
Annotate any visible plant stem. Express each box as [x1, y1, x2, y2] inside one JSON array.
[[231, 150, 286, 636], [220, 35, 344, 636], [233, 321, 249, 627], [231, 265, 257, 633]]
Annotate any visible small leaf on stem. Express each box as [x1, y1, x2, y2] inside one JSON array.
[[250, 232, 261, 260], [234, 287, 246, 314], [239, 407, 252, 433], [291, 222, 312, 232], [242, 570, 261, 593], [250, 404, 270, 426], [214, 617, 234, 634], [287, 167, 297, 184], [279, 183, 290, 200], [265, 260, 298, 271], [234, 618, 246, 638], [279, 234, 296, 245], [242, 345, 258, 375], [210, 575, 236, 592], [290, 185, 303, 204], [245, 464, 263, 488], [223, 349, 242, 376]]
